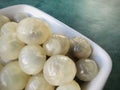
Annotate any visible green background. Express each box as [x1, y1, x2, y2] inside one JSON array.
[[0, 0, 120, 90]]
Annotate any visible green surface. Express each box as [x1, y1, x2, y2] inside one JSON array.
[[0, 0, 120, 90]]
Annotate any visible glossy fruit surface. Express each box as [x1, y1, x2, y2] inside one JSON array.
[[0, 34, 25, 62], [76, 59, 98, 81], [19, 45, 46, 75], [25, 73, 54, 90], [43, 55, 76, 85], [69, 37, 92, 59], [17, 17, 51, 44], [0, 61, 29, 90], [0, 14, 10, 29], [1, 22, 18, 35], [56, 80, 81, 90], [43, 34, 70, 56]]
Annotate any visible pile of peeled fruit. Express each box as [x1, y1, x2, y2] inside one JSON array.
[[0, 13, 99, 90]]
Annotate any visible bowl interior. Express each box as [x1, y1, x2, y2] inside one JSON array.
[[0, 4, 112, 90]]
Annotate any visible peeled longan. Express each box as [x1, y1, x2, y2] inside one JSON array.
[[56, 80, 81, 90], [19, 45, 46, 75], [17, 17, 51, 44], [1, 22, 18, 35], [25, 73, 54, 90], [43, 34, 70, 56], [0, 34, 25, 62], [76, 59, 98, 81], [69, 37, 92, 59], [43, 55, 76, 86], [0, 61, 29, 90], [0, 14, 10, 29]]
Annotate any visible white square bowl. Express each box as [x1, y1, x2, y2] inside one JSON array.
[[0, 4, 112, 90]]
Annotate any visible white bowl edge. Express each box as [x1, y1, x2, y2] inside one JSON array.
[[0, 4, 112, 90]]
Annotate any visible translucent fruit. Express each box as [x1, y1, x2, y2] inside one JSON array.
[[1, 22, 18, 35], [0, 14, 10, 29], [19, 45, 46, 75], [56, 80, 81, 90], [17, 17, 52, 44], [76, 59, 98, 81], [69, 37, 92, 59], [43, 55, 76, 86], [0, 61, 29, 90], [43, 34, 70, 56], [0, 34, 25, 63], [25, 73, 54, 90]]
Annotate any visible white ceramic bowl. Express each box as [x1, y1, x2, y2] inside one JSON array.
[[0, 4, 112, 90]]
